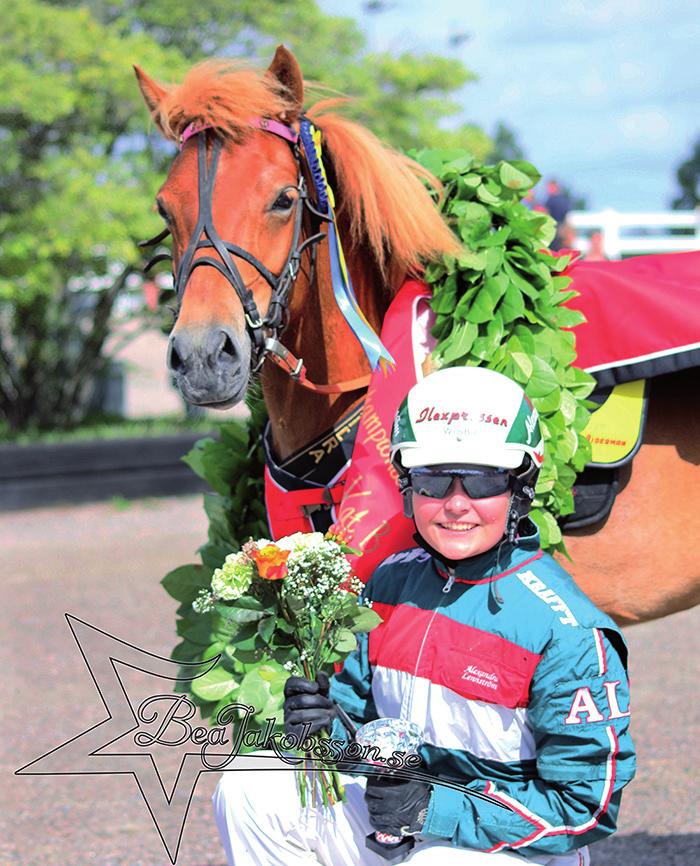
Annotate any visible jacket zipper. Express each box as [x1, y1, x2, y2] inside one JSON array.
[[417, 566, 456, 672], [401, 567, 456, 718], [409, 564, 517, 814]]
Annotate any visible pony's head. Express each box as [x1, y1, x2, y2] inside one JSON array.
[[135, 46, 458, 408]]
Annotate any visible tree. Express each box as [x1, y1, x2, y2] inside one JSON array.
[[0, 0, 184, 431], [671, 137, 700, 209], [50, 0, 491, 157], [488, 121, 525, 163]]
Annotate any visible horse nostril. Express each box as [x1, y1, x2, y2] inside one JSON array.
[[168, 338, 184, 372], [207, 329, 239, 366], [221, 331, 237, 360]]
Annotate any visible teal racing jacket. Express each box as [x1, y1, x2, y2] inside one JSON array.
[[329, 529, 636, 857]]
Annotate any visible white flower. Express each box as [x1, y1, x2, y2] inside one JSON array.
[[192, 588, 216, 614], [254, 538, 272, 549], [211, 552, 254, 601], [276, 531, 325, 552]]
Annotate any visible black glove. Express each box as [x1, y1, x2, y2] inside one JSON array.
[[283, 671, 336, 737], [364, 775, 432, 837]]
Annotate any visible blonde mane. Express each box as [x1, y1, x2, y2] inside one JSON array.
[[152, 60, 459, 277]]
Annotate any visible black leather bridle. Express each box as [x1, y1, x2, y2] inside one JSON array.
[[142, 129, 328, 372]]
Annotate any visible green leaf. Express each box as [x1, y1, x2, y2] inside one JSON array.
[[481, 226, 511, 247], [349, 606, 383, 634], [499, 162, 533, 190], [450, 200, 491, 233], [257, 616, 276, 644], [441, 320, 478, 364], [215, 603, 264, 624], [532, 389, 561, 414], [179, 615, 217, 646], [235, 596, 265, 611], [466, 275, 505, 323], [431, 277, 458, 314], [509, 352, 533, 380], [256, 661, 288, 694], [530, 508, 562, 546], [498, 281, 526, 323], [237, 668, 272, 709], [527, 357, 559, 397], [162, 564, 213, 604], [476, 183, 501, 205], [456, 247, 488, 269], [484, 245, 505, 276], [332, 628, 358, 654], [509, 160, 541, 184], [171, 639, 204, 663], [190, 665, 239, 702], [560, 390, 578, 426], [553, 306, 587, 329]]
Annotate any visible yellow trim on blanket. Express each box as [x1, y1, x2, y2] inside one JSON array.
[[583, 379, 645, 465]]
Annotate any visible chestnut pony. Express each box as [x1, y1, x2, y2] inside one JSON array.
[[136, 47, 700, 625]]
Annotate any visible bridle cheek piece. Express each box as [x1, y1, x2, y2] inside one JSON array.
[[141, 120, 328, 375]]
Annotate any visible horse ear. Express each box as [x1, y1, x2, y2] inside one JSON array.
[[133, 65, 169, 118], [266, 45, 304, 121]]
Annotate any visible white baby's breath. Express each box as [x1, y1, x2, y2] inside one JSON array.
[[276, 531, 325, 552]]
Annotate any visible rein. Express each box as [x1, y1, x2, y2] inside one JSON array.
[[141, 117, 376, 394]]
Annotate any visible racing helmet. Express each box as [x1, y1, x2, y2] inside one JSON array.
[[390, 366, 545, 540]]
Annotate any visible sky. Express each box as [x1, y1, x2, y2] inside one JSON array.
[[319, 0, 700, 212]]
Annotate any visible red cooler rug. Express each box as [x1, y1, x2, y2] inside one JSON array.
[[564, 249, 700, 387]]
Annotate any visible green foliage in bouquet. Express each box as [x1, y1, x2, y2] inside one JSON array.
[[162, 390, 269, 723], [414, 150, 596, 552]]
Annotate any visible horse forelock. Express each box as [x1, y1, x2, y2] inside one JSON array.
[[153, 60, 298, 143]]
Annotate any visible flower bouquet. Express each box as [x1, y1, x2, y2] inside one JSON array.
[[191, 528, 382, 806]]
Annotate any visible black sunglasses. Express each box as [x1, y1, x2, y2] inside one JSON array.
[[409, 467, 512, 500]]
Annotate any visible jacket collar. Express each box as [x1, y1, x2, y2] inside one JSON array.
[[413, 522, 542, 585]]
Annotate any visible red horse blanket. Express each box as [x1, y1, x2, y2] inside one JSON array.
[[266, 252, 700, 582], [566, 249, 700, 386]]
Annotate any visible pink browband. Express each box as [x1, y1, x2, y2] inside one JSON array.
[[179, 117, 299, 149]]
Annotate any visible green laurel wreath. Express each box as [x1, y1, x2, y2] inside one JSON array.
[[414, 149, 595, 553]]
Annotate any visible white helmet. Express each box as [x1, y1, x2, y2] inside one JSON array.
[[390, 366, 544, 473]]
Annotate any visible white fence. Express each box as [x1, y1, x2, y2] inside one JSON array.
[[568, 209, 700, 259]]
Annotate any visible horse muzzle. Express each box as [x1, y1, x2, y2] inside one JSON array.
[[167, 325, 251, 408]]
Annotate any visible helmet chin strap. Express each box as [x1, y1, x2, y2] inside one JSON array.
[[401, 487, 414, 520]]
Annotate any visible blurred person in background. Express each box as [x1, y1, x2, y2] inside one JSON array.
[[544, 179, 572, 252], [585, 231, 608, 262]]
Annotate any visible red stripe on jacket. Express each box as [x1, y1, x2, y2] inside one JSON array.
[[368, 603, 541, 708]]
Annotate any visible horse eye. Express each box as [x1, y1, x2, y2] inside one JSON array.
[[271, 191, 295, 212], [156, 200, 171, 222]]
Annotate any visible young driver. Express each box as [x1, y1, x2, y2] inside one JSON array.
[[213, 366, 635, 865]]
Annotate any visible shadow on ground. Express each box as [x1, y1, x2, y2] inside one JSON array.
[[592, 832, 700, 865]]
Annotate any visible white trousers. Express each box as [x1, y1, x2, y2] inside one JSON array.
[[212, 762, 590, 866]]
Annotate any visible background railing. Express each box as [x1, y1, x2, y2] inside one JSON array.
[[568, 209, 700, 259]]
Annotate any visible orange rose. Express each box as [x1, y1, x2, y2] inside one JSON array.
[[251, 544, 290, 581]]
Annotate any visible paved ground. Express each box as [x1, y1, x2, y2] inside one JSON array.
[[1, 495, 698, 865]]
